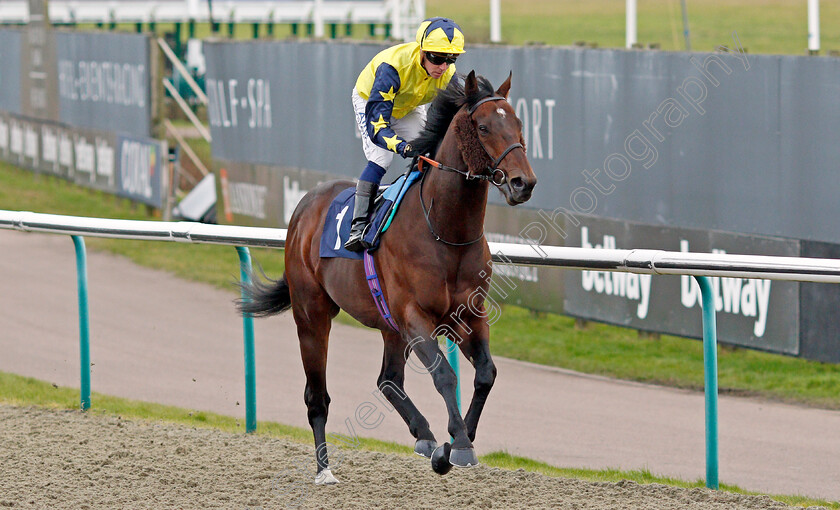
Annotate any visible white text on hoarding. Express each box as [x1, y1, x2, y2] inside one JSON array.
[[207, 78, 272, 129], [58, 60, 147, 107]]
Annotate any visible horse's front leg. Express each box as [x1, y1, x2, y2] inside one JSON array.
[[402, 309, 478, 469], [378, 330, 438, 457], [457, 316, 496, 442]]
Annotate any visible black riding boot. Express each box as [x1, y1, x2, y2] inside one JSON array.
[[344, 180, 378, 252]]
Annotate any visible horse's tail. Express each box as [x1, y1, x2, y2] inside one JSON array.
[[236, 270, 292, 318]]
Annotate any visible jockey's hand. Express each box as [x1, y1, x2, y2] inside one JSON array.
[[400, 143, 418, 159]]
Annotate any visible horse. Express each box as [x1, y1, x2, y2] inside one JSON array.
[[237, 70, 537, 484]]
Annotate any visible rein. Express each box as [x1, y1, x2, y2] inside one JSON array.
[[416, 95, 524, 247], [417, 158, 486, 246]]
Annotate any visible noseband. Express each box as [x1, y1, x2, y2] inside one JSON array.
[[417, 95, 525, 247]]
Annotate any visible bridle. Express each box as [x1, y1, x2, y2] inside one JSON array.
[[419, 96, 524, 187], [466, 95, 526, 183], [417, 95, 525, 246]]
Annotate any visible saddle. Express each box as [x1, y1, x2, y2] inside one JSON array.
[[319, 171, 422, 260]]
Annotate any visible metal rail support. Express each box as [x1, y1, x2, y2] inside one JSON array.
[[236, 246, 258, 433], [446, 337, 461, 413], [72, 236, 91, 410], [12, 210, 840, 486], [67, 234, 259, 431], [694, 275, 719, 490]]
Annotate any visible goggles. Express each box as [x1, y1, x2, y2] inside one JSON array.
[[425, 52, 458, 66]]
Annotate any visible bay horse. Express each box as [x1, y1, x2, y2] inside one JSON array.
[[238, 71, 536, 484]]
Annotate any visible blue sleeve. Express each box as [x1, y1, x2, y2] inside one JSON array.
[[365, 63, 408, 154]]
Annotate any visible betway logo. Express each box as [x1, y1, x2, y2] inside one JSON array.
[[580, 227, 652, 319], [679, 240, 771, 337]]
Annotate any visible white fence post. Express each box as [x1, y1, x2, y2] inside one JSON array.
[[808, 0, 820, 53], [490, 0, 502, 44], [626, 0, 637, 48], [313, 0, 325, 38]]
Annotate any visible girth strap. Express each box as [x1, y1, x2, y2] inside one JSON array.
[[363, 249, 399, 331]]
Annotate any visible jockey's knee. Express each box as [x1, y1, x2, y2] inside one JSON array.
[[360, 161, 387, 184]]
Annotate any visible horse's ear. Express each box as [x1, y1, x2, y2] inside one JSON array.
[[464, 70, 478, 96], [496, 71, 513, 99]]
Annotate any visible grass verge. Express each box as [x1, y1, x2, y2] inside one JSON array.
[[0, 371, 834, 508], [492, 307, 840, 410]]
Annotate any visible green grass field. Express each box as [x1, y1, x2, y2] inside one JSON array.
[[79, 0, 840, 55], [427, 0, 840, 54]]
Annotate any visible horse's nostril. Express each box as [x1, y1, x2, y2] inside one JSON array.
[[510, 177, 525, 191]]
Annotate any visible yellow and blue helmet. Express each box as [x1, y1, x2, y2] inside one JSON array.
[[415, 17, 465, 54]]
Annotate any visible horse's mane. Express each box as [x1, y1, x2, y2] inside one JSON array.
[[411, 73, 496, 157]]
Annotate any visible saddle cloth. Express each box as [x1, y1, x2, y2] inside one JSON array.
[[319, 171, 422, 260]]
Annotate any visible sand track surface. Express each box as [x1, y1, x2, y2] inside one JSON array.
[[0, 405, 817, 510]]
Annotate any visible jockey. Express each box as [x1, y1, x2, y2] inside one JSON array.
[[344, 17, 465, 252]]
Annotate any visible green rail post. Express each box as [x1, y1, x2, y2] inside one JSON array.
[[236, 247, 257, 433], [177, 22, 186, 58], [446, 337, 461, 413], [72, 236, 91, 411], [694, 275, 719, 490], [446, 337, 461, 443]]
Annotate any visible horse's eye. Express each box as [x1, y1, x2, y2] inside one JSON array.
[[478, 125, 489, 134]]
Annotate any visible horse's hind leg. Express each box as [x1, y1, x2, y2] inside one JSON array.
[[292, 288, 340, 484], [378, 331, 438, 457]]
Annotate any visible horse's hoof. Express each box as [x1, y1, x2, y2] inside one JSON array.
[[449, 447, 479, 468], [430, 443, 453, 475], [314, 468, 340, 485], [414, 439, 438, 458]]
